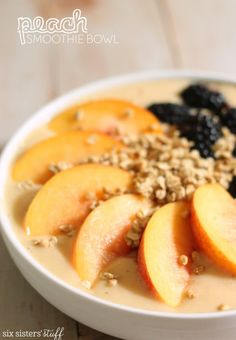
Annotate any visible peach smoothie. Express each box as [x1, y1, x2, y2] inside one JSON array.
[[3, 78, 236, 313]]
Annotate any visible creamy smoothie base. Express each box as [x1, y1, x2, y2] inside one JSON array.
[[4, 78, 236, 313]]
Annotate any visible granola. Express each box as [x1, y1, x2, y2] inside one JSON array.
[[32, 236, 58, 248], [80, 129, 235, 206], [49, 161, 73, 174], [100, 272, 118, 286]]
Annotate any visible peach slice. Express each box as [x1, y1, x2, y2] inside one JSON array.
[[24, 164, 132, 236], [191, 183, 236, 274], [12, 131, 120, 184], [138, 202, 193, 307], [48, 99, 162, 135], [73, 194, 151, 286]]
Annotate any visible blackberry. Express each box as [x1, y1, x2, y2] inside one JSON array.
[[179, 114, 222, 158], [233, 147, 236, 157], [180, 84, 227, 114], [220, 108, 236, 134], [228, 176, 236, 198], [147, 103, 190, 125]]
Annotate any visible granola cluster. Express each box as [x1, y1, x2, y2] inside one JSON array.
[[80, 129, 236, 205], [100, 272, 118, 287], [125, 207, 157, 248], [32, 236, 57, 248], [48, 161, 73, 174]]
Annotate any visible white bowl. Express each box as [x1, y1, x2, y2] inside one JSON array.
[[1, 70, 236, 340]]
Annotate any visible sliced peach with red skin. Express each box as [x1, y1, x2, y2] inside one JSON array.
[[49, 99, 162, 135], [73, 194, 152, 287], [24, 164, 132, 236], [191, 183, 236, 275], [138, 201, 194, 307], [12, 131, 121, 184]]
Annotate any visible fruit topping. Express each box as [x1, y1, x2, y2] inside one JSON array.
[[138, 201, 194, 307], [228, 176, 236, 198], [192, 184, 236, 275], [233, 147, 236, 157], [180, 84, 227, 113], [73, 194, 152, 287], [24, 164, 132, 236], [180, 114, 222, 158], [220, 108, 236, 134], [147, 103, 190, 125], [147, 101, 223, 158], [49, 99, 162, 135], [12, 131, 121, 184]]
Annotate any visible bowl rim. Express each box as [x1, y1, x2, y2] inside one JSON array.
[[1, 69, 236, 321]]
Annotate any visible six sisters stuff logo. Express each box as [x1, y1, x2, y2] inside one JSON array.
[[17, 9, 119, 45]]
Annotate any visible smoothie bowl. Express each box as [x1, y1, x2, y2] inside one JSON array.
[[0, 70, 236, 340]]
